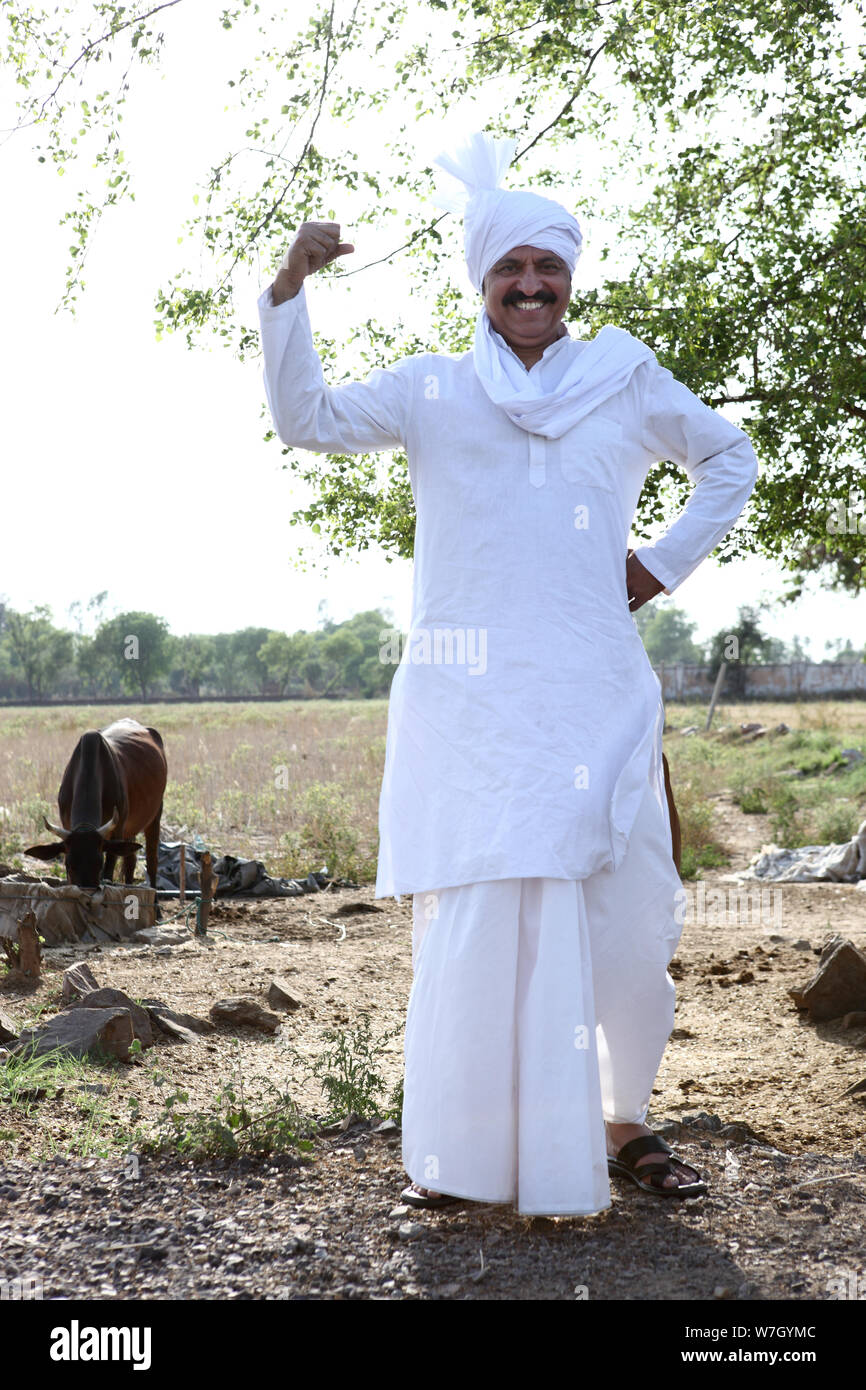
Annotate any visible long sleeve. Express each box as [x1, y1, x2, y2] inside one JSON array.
[[630, 356, 758, 595], [257, 282, 412, 453]]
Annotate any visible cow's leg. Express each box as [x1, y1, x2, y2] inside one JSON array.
[[120, 847, 138, 884], [661, 752, 681, 875], [144, 803, 163, 890], [103, 847, 118, 885], [144, 803, 163, 920]]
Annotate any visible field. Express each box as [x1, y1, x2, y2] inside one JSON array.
[[1, 698, 865, 1302], [2, 697, 865, 883]]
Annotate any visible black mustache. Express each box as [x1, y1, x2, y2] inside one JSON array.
[[503, 291, 556, 306]]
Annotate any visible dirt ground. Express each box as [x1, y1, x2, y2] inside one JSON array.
[[2, 791, 866, 1302]]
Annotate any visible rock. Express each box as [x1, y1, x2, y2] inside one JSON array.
[[792, 939, 812, 950], [680, 726, 698, 736], [142, 1000, 214, 1042], [838, 748, 864, 766], [14, 1007, 134, 1062], [133, 926, 193, 946], [267, 978, 305, 1011], [389, 1205, 410, 1219], [789, 940, 866, 1021], [681, 1111, 724, 1134], [0, 1007, 19, 1045], [60, 960, 100, 1004], [70, 987, 154, 1048], [209, 996, 281, 1033], [334, 901, 384, 917], [651, 1118, 683, 1141], [718, 1121, 765, 1144], [397, 1221, 424, 1241], [841, 1012, 866, 1030], [773, 723, 791, 735], [820, 933, 848, 963], [374, 1119, 399, 1134]]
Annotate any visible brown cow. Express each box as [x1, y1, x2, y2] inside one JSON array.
[[24, 718, 167, 889]]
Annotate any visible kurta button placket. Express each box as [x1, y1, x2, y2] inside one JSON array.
[[528, 431, 546, 487]]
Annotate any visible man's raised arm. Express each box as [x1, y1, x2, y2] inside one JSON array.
[[258, 221, 412, 454]]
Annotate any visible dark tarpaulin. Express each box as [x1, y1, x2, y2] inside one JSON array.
[[155, 841, 332, 897]]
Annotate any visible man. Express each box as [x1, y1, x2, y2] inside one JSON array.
[[257, 132, 758, 1215]]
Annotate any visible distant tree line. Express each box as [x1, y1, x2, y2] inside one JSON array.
[[0, 595, 861, 704], [633, 604, 865, 676], [0, 594, 398, 702]]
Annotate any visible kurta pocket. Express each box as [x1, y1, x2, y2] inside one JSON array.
[[560, 419, 622, 491]]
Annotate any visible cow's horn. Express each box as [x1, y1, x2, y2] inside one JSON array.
[[43, 815, 71, 841], [96, 807, 120, 838]]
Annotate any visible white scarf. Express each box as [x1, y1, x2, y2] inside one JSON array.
[[474, 309, 654, 439]]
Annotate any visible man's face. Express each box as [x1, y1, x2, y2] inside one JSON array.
[[482, 245, 571, 359]]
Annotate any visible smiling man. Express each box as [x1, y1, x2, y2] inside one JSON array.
[[257, 131, 758, 1216]]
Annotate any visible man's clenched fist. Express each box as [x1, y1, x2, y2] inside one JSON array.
[[626, 548, 665, 612], [271, 221, 354, 303]]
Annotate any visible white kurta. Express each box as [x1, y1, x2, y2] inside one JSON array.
[[258, 284, 758, 899]]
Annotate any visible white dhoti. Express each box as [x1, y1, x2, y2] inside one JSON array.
[[401, 763, 684, 1216]]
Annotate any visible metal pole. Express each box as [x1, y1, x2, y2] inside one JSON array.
[[706, 660, 727, 731]]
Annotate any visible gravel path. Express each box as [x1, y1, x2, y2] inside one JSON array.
[[3, 1117, 865, 1301]]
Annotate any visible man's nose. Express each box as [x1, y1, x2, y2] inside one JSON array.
[[513, 274, 545, 296]]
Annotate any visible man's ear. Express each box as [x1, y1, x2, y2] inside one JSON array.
[[24, 842, 67, 861]]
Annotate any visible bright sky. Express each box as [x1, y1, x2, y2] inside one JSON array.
[[1, 1, 861, 658]]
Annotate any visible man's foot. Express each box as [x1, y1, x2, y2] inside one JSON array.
[[400, 1181, 462, 1209], [606, 1121, 702, 1190]]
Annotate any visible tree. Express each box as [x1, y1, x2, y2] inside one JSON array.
[[3, 607, 73, 700], [5, 1, 865, 596], [231, 626, 274, 694], [633, 604, 705, 664], [705, 604, 782, 696], [320, 628, 364, 692], [93, 611, 171, 698], [208, 632, 243, 695], [258, 629, 312, 694], [168, 633, 214, 697]]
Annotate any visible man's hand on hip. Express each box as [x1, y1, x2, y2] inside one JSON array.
[[271, 221, 355, 304], [626, 549, 665, 612]]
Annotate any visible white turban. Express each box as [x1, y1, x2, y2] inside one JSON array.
[[432, 131, 583, 292]]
